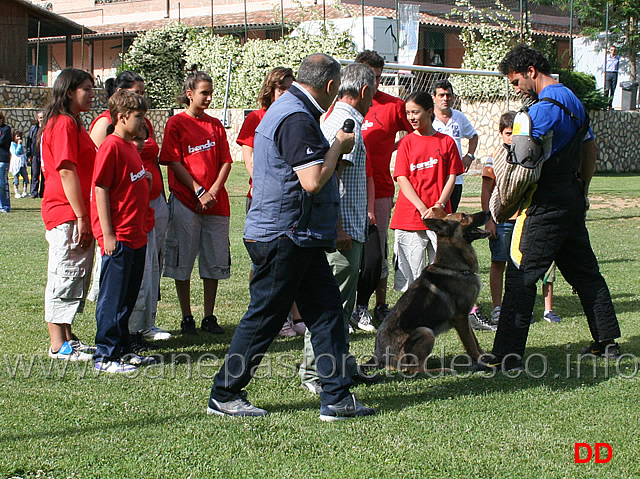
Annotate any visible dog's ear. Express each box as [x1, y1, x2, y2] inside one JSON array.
[[423, 218, 449, 234]]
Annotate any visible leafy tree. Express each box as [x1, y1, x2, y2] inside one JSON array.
[[450, 0, 532, 101], [557, 69, 609, 109], [532, 0, 639, 81]]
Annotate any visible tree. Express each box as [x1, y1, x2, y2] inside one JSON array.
[[532, 0, 639, 81], [450, 0, 532, 100]]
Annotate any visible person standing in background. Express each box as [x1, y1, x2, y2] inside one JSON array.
[[0, 111, 12, 212], [27, 111, 45, 198], [605, 45, 620, 109]]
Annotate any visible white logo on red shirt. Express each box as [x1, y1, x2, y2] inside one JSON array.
[[410, 157, 439, 171], [188, 139, 216, 154], [361, 119, 374, 131], [130, 167, 146, 182]]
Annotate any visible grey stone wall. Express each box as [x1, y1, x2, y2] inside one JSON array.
[[1, 84, 638, 173]]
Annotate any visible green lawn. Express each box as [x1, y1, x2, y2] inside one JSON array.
[[1, 172, 639, 478]]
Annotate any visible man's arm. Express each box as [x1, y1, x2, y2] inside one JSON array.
[[295, 129, 354, 194], [462, 134, 479, 171], [579, 139, 598, 198]]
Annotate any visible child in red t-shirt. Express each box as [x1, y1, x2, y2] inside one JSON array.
[[92, 90, 155, 373], [390, 91, 464, 292], [159, 70, 232, 336]]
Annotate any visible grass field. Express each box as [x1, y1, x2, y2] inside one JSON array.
[[1, 171, 639, 478]]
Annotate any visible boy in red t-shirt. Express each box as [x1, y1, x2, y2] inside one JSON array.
[[91, 90, 155, 373]]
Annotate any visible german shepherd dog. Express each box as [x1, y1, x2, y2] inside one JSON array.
[[363, 210, 491, 373]]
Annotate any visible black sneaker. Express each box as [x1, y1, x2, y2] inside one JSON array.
[[129, 332, 158, 353], [180, 315, 198, 335], [373, 303, 391, 324], [207, 390, 268, 417], [476, 354, 524, 372], [579, 341, 621, 359], [201, 314, 224, 334], [319, 393, 376, 422]]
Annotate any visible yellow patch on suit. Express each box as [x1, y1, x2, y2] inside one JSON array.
[[510, 184, 538, 269]]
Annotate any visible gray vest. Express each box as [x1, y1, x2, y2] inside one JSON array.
[[244, 91, 339, 248]]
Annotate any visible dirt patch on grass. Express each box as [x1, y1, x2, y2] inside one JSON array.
[[458, 195, 640, 211]]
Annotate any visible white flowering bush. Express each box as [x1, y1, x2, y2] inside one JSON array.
[[121, 22, 191, 108], [121, 22, 355, 108]]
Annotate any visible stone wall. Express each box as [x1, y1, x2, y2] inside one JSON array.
[[1, 85, 639, 172]]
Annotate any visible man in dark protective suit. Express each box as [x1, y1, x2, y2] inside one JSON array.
[[486, 44, 621, 371]]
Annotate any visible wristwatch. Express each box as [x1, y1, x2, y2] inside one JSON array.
[[195, 186, 206, 198], [467, 153, 475, 160]]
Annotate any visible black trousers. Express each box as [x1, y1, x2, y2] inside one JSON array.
[[605, 72, 617, 101], [492, 180, 620, 359]]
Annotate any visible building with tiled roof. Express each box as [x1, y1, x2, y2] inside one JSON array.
[[21, 0, 575, 86]]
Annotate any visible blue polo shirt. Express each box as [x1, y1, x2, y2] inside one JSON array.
[[529, 83, 593, 157]]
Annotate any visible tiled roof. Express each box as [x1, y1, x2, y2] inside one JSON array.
[[53, 2, 571, 40]]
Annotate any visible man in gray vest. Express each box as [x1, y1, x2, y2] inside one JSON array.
[[208, 54, 376, 421]]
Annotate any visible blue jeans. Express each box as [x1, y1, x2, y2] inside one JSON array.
[[0, 162, 10, 212], [94, 242, 146, 362], [210, 236, 351, 406]]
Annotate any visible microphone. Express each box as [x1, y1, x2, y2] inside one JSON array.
[[342, 118, 355, 133]]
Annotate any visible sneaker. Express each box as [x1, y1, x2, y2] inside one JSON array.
[[278, 318, 297, 337], [543, 310, 563, 323], [140, 326, 172, 341], [48, 341, 93, 361], [201, 314, 224, 334], [469, 309, 497, 332], [319, 393, 376, 422], [301, 379, 322, 395], [350, 305, 376, 332], [373, 303, 391, 324], [14, 192, 21, 199], [94, 360, 138, 374], [68, 338, 96, 354], [579, 341, 621, 359], [477, 354, 524, 372], [207, 390, 268, 417], [180, 315, 197, 335], [21, 191, 28, 198], [129, 332, 158, 353], [122, 353, 157, 366], [490, 306, 501, 325], [291, 320, 307, 336]]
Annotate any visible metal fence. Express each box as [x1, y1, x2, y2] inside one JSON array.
[[340, 59, 529, 165]]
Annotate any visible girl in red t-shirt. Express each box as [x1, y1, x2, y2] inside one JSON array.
[[88, 71, 171, 347], [159, 69, 233, 336], [390, 91, 463, 291], [40, 68, 97, 361]]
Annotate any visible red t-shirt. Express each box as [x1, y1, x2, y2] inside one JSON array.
[[236, 108, 267, 199], [41, 115, 97, 230], [159, 112, 232, 216], [91, 135, 154, 251], [390, 131, 463, 231], [362, 90, 413, 199], [90, 111, 162, 201]]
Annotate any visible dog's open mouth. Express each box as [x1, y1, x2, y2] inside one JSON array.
[[464, 226, 491, 242]]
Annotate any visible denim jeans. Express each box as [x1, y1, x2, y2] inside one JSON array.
[[210, 236, 352, 406], [94, 242, 146, 362], [0, 162, 10, 212]]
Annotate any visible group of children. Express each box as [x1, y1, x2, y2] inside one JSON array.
[[43, 67, 232, 373]]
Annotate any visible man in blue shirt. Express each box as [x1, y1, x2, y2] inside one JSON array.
[[486, 44, 621, 371], [605, 45, 620, 108], [207, 54, 376, 421]]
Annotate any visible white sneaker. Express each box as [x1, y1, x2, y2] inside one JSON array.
[[14, 192, 21, 199], [48, 341, 93, 361], [140, 326, 172, 341], [94, 360, 137, 374], [350, 305, 376, 332]]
